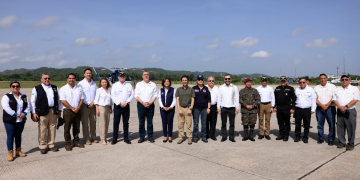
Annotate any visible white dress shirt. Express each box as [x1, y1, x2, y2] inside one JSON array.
[[206, 85, 219, 105], [111, 81, 134, 105], [295, 86, 316, 112], [30, 83, 62, 113], [333, 85, 360, 109], [78, 78, 97, 105], [256, 85, 275, 107], [94, 87, 113, 106], [1, 92, 31, 123], [314, 83, 336, 106], [217, 83, 239, 109], [59, 84, 84, 109], [158, 88, 177, 108], [134, 81, 157, 103]]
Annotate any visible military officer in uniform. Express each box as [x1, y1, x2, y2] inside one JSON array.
[[274, 76, 296, 142], [239, 78, 260, 142]]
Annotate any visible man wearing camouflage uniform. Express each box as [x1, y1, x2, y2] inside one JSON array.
[[239, 78, 261, 141]]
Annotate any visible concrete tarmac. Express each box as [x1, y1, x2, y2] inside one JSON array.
[[0, 84, 359, 180]]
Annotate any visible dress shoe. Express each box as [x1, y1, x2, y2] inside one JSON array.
[[65, 145, 72, 151], [8, 150, 13, 161], [85, 141, 92, 145], [93, 139, 99, 143], [149, 138, 155, 143], [294, 137, 301, 142], [309, 126, 313, 128], [163, 139, 168, 143], [177, 139, 184, 144], [169, 140, 173, 143], [346, 144, 354, 151], [303, 139, 308, 143], [206, 136, 210, 139], [40, 149, 48, 154], [74, 143, 85, 148], [192, 138, 199, 143], [258, 135, 264, 139], [111, 140, 117, 145], [15, 147, 27, 157], [337, 144, 345, 148], [221, 137, 227, 142], [202, 139, 208, 143], [317, 140, 324, 144], [210, 137, 217, 141], [242, 136, 248, 141], [188, 139, 192, 145], [229, 138, 236, 142], [265, 135, 271, 140], [138, 139, 145, 143], [276, 136, 284, 140], [124, 139, 131, 144], [328, 141, 334, 146], [50, 147, 59, 152], [283, 137, 289, 141]]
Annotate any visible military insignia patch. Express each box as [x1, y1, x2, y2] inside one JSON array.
[[203, 89, 206, 92], [23, 98, 27, 103]]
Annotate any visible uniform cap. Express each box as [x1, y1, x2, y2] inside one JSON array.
[[261, 76, 267, 81], [244, 78, 252, 83], [118, 71, 126, 76], [280, 76, 287, 81], [197, 74, 204, 80], [341, 74, 350, 79]]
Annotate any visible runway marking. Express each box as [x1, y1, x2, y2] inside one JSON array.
[[154, 143, 271, 180], [298, 142, 360, 180]]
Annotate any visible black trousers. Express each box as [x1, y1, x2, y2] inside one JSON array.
[[221, 107, 235, 138], [206, 104, 218, 138], [113, 104, 130, 139], [295, 107, 311, 139], [276, 106, 291, 137]]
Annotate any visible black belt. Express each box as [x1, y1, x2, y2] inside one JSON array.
[[261, 102, 271, 105], [180, 106, 189, 108], [49, 107, 54, 109]]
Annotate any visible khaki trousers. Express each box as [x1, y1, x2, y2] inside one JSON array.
[[178, 107, 192, 139], [38, 108, 57, 149], [81, 104, 97, 142], [98, 106, 111, 142], [258, 103, 272, 135]]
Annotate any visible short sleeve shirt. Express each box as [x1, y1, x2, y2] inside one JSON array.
[[175, 86, 195, 107]]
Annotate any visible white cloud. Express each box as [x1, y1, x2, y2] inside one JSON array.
[[294, 59, 302, 65], [0, 56, 18, 65], [28, 16, 61, 29], [201, 56, 217, 62], [22, 52, 64, 62], [0, 52, 12, 57], [291, 28, 314, 36], [229, 37, 259, 47], [0, 15, 19, 28], [73, 37, 107, 46], [149, 54, 162, 63], [55, 60, 75, 67], [242, 50, 249, 54], [194, 35, 210, 40], [250, 50, 271, 58], [205, 39, 219, 49], [304, 38, 338, 48], [127, 42, 160, 49], [316, 54, 324, 58], [0, 43, 12, 50]]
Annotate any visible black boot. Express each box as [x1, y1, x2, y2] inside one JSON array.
[[249, 129, 255, 141], [242, 129, 249, 141]]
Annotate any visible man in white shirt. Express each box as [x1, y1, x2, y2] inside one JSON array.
[[31, 72, 62, 154], [206, 76, 218, 141], [294, 78, 316, 143], [78, 68, 98, 145], [256, 77, 275, 140], [111, 72, 134, 145], [60, 73, 85, 151], [333, 75, 359, 151], [314, 73, 337, 145], [134, 70, 157, 143], [217, 74, 239, 142]]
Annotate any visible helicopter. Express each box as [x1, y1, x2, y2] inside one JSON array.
[[93, 67, 139, 84]]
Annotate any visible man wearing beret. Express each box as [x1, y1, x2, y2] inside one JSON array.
[[239, 78, 260, 141]]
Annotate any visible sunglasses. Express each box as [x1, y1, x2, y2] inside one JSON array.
[[43, 78, 51, 80], [225, 78, 231, 80], [341, 79, 349, 81], [11, 85, 20, 88], [197, 79, 204, 81], [299, 82, 306, 84], [208, 80, 214, 82]]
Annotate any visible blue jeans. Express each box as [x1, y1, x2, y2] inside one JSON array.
[[137, 102, 154, 139], [316, 106, 336, 141], [4, 122, 25, 151], [193, 108, 207, 139]]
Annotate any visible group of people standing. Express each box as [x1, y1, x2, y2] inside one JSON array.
[[2, 68, 359, 162]]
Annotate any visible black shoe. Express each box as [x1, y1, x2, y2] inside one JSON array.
[[249, 130, 255, 141], [303, 139, 308, 143], [229, 138, 236, 142], [202, 139, 208, 143], [206, 136, 210, 139], [138, 139, 145, 143], [294, 137, 301, 142], [276, 136, 284, 140], [169, 140, 172, 143], [149, 138, 155, 143], [193, 138, 199, 143], [317, 140, 324, 144], [124, 139, 131, 144], [309, 126, 313, 128], [163, 139, 168, 143], [221, 137, 227, 142], [265, 135, 271, 140], [111, 140, 117, 145], [328, 141, 333, 146], [283, 137, 289, 141], [242, 137, 248, 141], [210, 137, 217, 141], [258, 135, 264, 139]]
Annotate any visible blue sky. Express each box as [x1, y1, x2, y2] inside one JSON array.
[[0, 0, 359, 77]]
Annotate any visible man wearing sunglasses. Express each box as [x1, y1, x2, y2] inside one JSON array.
[[294, 78, 316, 143], [205, 76, 218, 141], [217, 74, 239, 142], [333, 75, 359, 151], [31, 72, 62, 154]]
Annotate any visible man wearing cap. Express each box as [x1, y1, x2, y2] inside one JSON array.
[[135, 70, 157, 143], [314, 73, 337, 145], [274, 76, 296, 141], [294, 78, 316, 143], [217, 74, 239, 142], [111, 72, 134, 145], [333, 75, 359, 151], [206, 76, 218, 141], [239, 78, 260, 141], [256, 77, 275, 140]]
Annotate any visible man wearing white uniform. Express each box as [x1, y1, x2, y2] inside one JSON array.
[[333, 75, 359, 151], [294, 78, 316, 143], [134, 70, 157, 143], [256, 76, 275, 140], [206, 76, 218, 141], [314, 73, 337, 145], [60, 73, 85, 151], [78, 68, 98, 145]]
